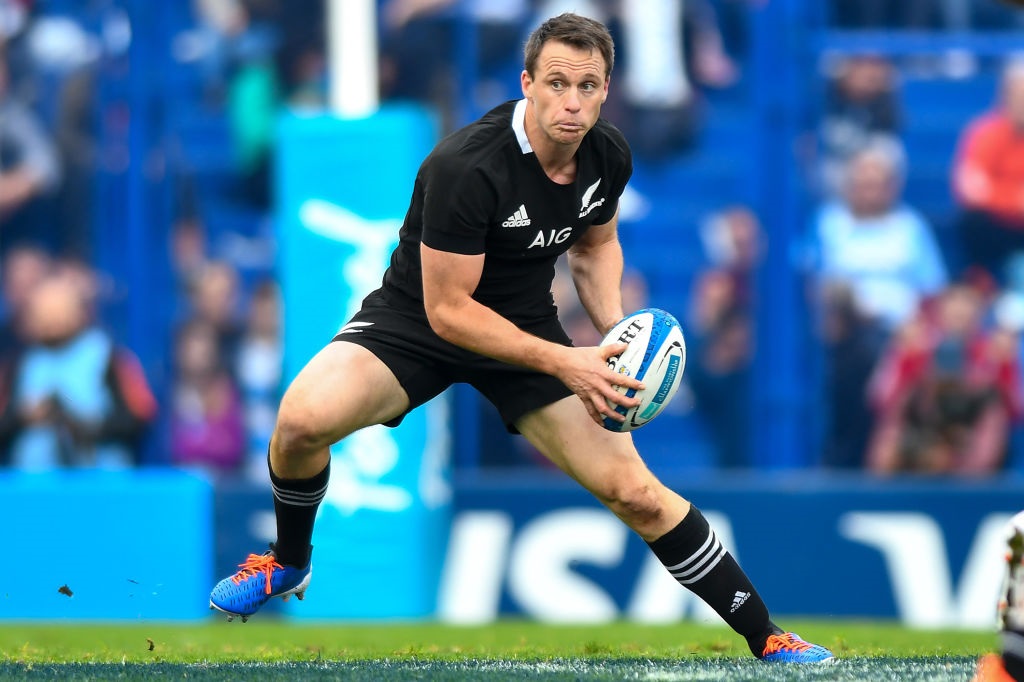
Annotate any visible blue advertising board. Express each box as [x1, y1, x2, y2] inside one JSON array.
[[439, 473, 1022, 628], [275, 107, 451, 618], [0, 470, 212, 620]]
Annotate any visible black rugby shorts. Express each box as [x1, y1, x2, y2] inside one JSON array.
[[332, 298, 575, 432]]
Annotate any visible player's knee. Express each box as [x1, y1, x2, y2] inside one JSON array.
[[274, 396, 335, 458], [597, 479, 665, 530]]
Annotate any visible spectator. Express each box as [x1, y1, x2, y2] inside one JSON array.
[[168, 317, 246, 475], [809, 141, 945, 468], [0, 270, 157, 469], [537, 0, 746, 158], [185, 259, 244, 371], [0, 242, 51, 357], [818, 54, 901, 198], [177, 0, 282, 101], [951, 58, 1024, 285], [811, 137, 948, 333], [684, 0, 743, 89], [684, 205, 763, 469], [865, 283, 1023, 475], [698, 204, 762, 310], [226, 0, 297, 209], [712, 0, 760, 68], [686, 269, 753, 469], [175, 0, 320, 208], [468, 0, 533, 108], [20, 4, 115, 258], [613, 0, 701, 158], [170, 214, 209, 296], [378, 0, 464, 131], [380, 0, 531, 132], [817, 282, 884, 469], [53, 254, 103, 316], [0, 45, 61, 256], [0, 0, 34, 97], [236, 278, 282, 479], [51, 65, 97, 259]]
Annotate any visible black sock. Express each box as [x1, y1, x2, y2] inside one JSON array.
[[269, 454, 329, 568], [646, 506, 780, 656], [1004, 631, 1024, 681]]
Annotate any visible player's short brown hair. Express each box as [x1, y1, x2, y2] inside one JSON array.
[[524, 13, 614, 79]]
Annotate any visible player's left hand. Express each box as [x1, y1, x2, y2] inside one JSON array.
[[551, 343, 644, 426]]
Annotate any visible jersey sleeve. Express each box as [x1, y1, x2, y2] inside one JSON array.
[[590, 131, 634, 226], [420, 154, 497, 255]]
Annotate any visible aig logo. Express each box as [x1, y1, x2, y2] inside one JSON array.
[[528, 227, 573, 249]]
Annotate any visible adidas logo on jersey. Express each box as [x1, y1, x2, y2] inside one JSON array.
[[502, 204, 531, 227]]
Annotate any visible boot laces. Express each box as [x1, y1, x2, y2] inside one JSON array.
[[763, 633, 813, 655], [231, 553, 283, 594]]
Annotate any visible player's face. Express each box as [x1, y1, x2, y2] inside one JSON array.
[[522, 41, 609, 147]]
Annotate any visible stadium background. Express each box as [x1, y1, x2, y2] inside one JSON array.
[[0, 0, 1021, 629]]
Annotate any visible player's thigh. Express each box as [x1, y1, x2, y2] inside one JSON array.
[[517, 396, 655, 492], [277, 339, 411, 447], [517, 397, 690, 532]]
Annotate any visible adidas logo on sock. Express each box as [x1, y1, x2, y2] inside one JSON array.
[[502, 204, 531, 227], [730, 590, 750, 613]]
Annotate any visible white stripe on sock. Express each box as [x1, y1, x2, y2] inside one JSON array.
[[664, 529, 716, 573], [272, 482, 329, 506], [675, 546, 727, 585], [671, 536, 723, 580]]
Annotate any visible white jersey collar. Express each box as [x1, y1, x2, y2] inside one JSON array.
[[512, 99, 532, 154]]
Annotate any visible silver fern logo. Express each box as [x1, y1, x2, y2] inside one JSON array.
[[579, 178, 606, 218]]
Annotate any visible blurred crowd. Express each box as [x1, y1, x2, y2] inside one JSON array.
[[3, 0, 1024, 478], [805, 47, 1024, 477]]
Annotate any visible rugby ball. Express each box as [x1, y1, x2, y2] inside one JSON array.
[[600, 308, 686, 432]]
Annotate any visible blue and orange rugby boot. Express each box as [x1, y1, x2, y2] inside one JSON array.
[[758, 632, 836, 664], [209, 546, 311, 622]]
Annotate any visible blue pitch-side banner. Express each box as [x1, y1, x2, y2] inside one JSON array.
[[0, 470, 212, 620], [275, 107, 451, 618], [439, 474, 1023, 628]]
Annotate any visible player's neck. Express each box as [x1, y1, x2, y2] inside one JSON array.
[[536, 151, 578, 185]]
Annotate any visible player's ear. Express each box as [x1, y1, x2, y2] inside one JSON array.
[[521, 69, 532, 98], [601, 77, 610, 103]]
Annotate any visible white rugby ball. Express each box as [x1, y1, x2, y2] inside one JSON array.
[[600, 308, 686, 432]]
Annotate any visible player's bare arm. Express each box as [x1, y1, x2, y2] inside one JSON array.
[[567, 207, 625, 335], [420, 242, 641, 425]]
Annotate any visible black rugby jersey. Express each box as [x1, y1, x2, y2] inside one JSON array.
[[376, 99, 633, 327]]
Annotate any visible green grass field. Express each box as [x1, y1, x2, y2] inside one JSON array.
[[0, 620, 999, 681]]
